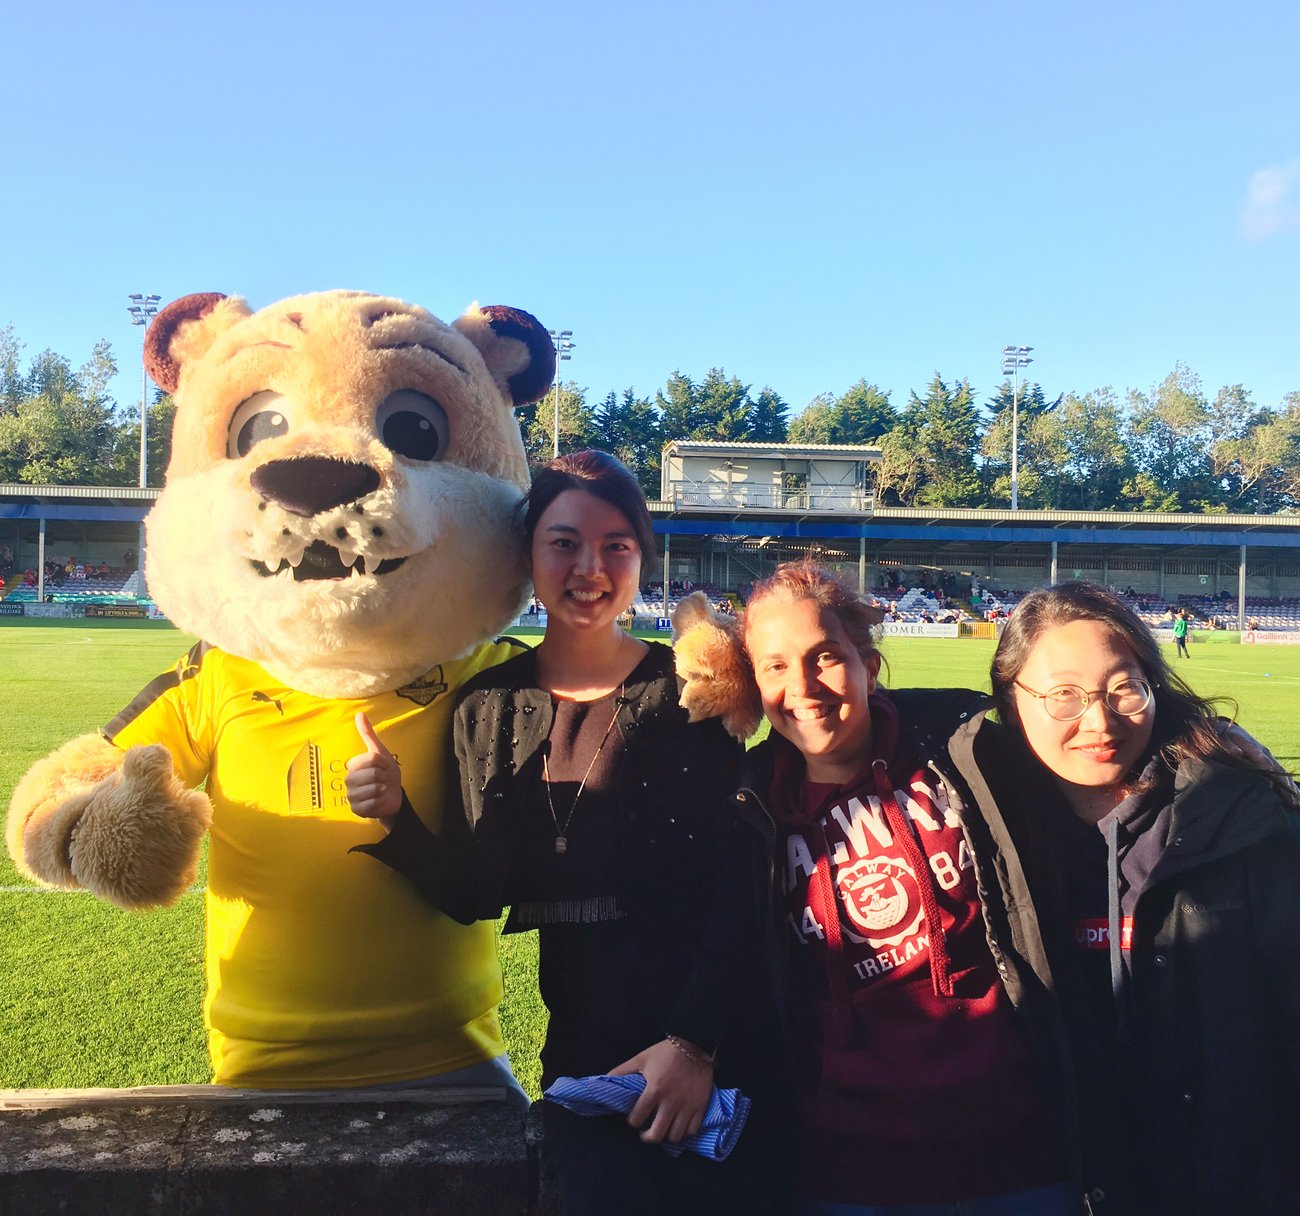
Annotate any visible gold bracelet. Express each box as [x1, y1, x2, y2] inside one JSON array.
[[665, 1034, 715, 1069]]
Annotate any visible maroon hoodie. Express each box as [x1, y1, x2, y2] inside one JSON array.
[[770, 692, 1061, 1204]]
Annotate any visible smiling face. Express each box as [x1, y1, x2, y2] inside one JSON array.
[[1011, 618, 1157, 821], [528, 489, 643, 637], [746, 596, 881, 784]]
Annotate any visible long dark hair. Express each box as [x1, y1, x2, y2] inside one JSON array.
[[992, 581, 1292, 799], [520, 449, 656, 565]]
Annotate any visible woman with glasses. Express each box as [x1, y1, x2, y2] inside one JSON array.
[[989, 581, 1300, 1216]]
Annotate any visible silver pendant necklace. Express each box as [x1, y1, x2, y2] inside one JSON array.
[[541, 687, 624, 854]]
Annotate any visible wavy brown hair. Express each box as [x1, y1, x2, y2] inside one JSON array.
[[742, 560, 885, 665]]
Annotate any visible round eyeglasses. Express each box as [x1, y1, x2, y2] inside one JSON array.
[[1015, 678, 1153, 722]]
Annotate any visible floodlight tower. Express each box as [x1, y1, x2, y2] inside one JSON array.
[[549, 329, 576, 458], [1001, 344, 1034, 511], [127, 294, 162, 487]]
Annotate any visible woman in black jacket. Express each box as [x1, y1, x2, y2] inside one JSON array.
[[990, 581, 1300, 1216], [346, 451, 780, 1216]]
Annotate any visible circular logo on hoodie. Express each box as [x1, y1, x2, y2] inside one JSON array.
[[836, 856, 924, 945]]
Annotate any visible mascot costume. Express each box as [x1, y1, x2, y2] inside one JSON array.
[[6, 290, 554, 1089]]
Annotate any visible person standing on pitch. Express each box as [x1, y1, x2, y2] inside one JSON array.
[[1172, 608, 1191, 658]]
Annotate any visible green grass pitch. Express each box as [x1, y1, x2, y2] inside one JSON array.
[[3, 620, 1298, 1095]]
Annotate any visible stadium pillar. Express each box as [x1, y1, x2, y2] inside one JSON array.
[[858, 537, 866, 594], [1238, 546, 1247, 630], [663, 532, 671, 614], [37, 517, 46, 602], [1050, 541, 1058, 586]]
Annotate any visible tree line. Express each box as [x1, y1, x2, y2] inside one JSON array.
[[3, 323, 1298, 513]]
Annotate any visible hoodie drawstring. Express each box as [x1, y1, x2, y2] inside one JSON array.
[[872, 759, 954, 998], [807, 827, 857, 1049], [1106, 817, 1132, 1048]]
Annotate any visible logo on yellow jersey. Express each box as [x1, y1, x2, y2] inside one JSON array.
[[395, 666, 448, 706]]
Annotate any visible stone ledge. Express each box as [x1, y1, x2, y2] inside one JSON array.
[[0, 1086, 534, 1215]]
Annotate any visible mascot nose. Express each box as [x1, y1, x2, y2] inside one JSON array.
[[250, 457, 381, 517]]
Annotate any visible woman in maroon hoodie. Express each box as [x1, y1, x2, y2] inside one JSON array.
[[725, 560, 1079, 1215]]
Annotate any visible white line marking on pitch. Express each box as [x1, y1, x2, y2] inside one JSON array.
[[1184, 663, 1300, 685]]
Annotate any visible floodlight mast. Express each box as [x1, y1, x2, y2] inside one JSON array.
[[126, 293, 161, 590], [548, 329, 576, 459], [127, 294, 162, 487], [1000, 344, 1034, 511]]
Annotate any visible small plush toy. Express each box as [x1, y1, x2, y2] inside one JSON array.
[[672, 591, 763, 742], [6, 290, 554, 1088]]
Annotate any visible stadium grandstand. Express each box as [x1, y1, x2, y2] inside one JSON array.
[[5, 443, 1300, 639]]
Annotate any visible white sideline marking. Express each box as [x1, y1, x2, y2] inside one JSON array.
[[1188, 663, 1300, 685]]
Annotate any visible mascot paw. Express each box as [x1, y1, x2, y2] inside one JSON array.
[[67, 744, 212, 908], [672, 592, 763, 742]]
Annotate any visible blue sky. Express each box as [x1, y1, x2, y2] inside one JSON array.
[[4, 0, 1298, 423]]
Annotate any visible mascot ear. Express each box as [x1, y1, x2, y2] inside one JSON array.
[[672, 592, 764, 742], [453, 304, 557, 407], [144, 293, 251, 393]]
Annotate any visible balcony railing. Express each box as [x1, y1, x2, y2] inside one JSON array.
[[670, 485, 873, 513]]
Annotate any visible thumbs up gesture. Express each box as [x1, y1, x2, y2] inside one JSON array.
[[346, 712, 403, 828]]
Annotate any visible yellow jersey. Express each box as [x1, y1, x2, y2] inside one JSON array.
[[106, 638, 523, 1088]]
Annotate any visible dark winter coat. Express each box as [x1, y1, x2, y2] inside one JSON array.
[[1076, 758, 1300, 1216]]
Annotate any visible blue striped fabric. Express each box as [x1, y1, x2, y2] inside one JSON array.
[[543, 1073, 751, 1160]]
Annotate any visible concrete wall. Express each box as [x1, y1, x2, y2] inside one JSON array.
[[0, 1087, 549, 1216]]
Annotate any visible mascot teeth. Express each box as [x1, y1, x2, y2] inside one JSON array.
[[249, 541, 408, 582]]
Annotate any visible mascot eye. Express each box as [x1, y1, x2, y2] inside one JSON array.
[[227, 392, 291, 459], [376, 390, 449, 461]]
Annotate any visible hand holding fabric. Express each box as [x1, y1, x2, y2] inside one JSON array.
[[609, 1037, 714, 1144]]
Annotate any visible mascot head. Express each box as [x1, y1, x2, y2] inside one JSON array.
[[143, 290, 554, 697]]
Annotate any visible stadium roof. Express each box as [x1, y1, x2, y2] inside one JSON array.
[[870, 505, 1300, 537], [3, 482, 1298, 552], [0, 483, 157, 502], [662, 440, 882, 460]]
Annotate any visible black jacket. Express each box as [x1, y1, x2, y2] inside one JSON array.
[[1080, 758, 1300, 1216], [359, 641, 776, 1089]]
